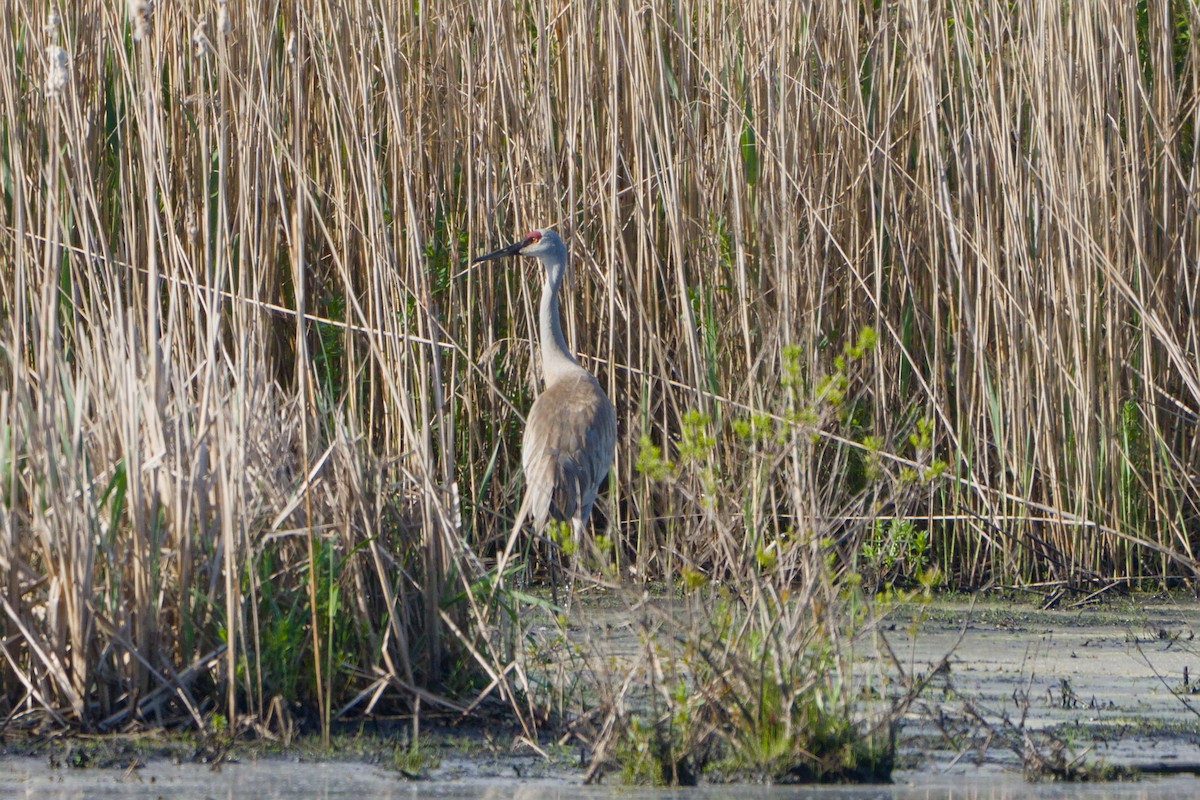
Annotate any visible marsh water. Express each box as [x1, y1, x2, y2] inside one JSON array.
[[4, 599, 1200, 799], [2, 758, 1199, 799]]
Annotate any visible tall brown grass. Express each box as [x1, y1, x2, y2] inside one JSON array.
[[1, 0, 1197, 734]]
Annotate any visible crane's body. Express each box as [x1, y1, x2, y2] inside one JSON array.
[[473, 229, 616, 560]]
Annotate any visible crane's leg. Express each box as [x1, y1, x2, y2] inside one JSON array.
[[546, 518, 571, 610], [546, 517, 585, 613], [571, 515, 586, 569], [556, 515, 588, 611], [549, 552, 561, 609]]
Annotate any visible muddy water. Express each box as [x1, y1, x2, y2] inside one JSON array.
[[0, 757, 1198, 799], [3, 599, 1200, 798], [884, 600, 1200, 771]]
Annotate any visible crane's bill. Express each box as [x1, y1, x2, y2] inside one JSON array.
[[472, 237, 528, 263]]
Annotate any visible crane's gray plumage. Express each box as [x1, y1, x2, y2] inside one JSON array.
[[473, 228, 616, 559], [520, 371, 616, 535]]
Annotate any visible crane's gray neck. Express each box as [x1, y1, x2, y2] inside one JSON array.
[[538, 254, 583, 382]]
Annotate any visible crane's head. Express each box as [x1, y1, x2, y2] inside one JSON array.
[[472, 228, 566, 266]]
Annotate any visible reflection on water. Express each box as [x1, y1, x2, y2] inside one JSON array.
[[0, 758, 1197, 800]]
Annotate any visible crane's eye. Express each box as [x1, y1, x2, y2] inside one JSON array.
[[524, 230, 542, 244]]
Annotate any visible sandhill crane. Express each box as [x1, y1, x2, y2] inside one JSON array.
[[473, 229, 616, 583]]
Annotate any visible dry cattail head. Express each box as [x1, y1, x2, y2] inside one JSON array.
[[129, 0, 153, 42], [192, 20, 210, 59], [45, 45, 69, 98]]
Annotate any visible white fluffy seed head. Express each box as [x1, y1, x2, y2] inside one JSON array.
[[45, 11, 61, 36], [45, 45, 69, 98], [129, 0, 153, 42], [192, 20, 210, 59], [217, 0, 231, 34]]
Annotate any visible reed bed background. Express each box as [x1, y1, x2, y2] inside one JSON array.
[[1, 0, 1198, 737]]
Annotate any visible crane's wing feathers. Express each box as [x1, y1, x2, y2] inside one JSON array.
[[520, 373, 616, 532]]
